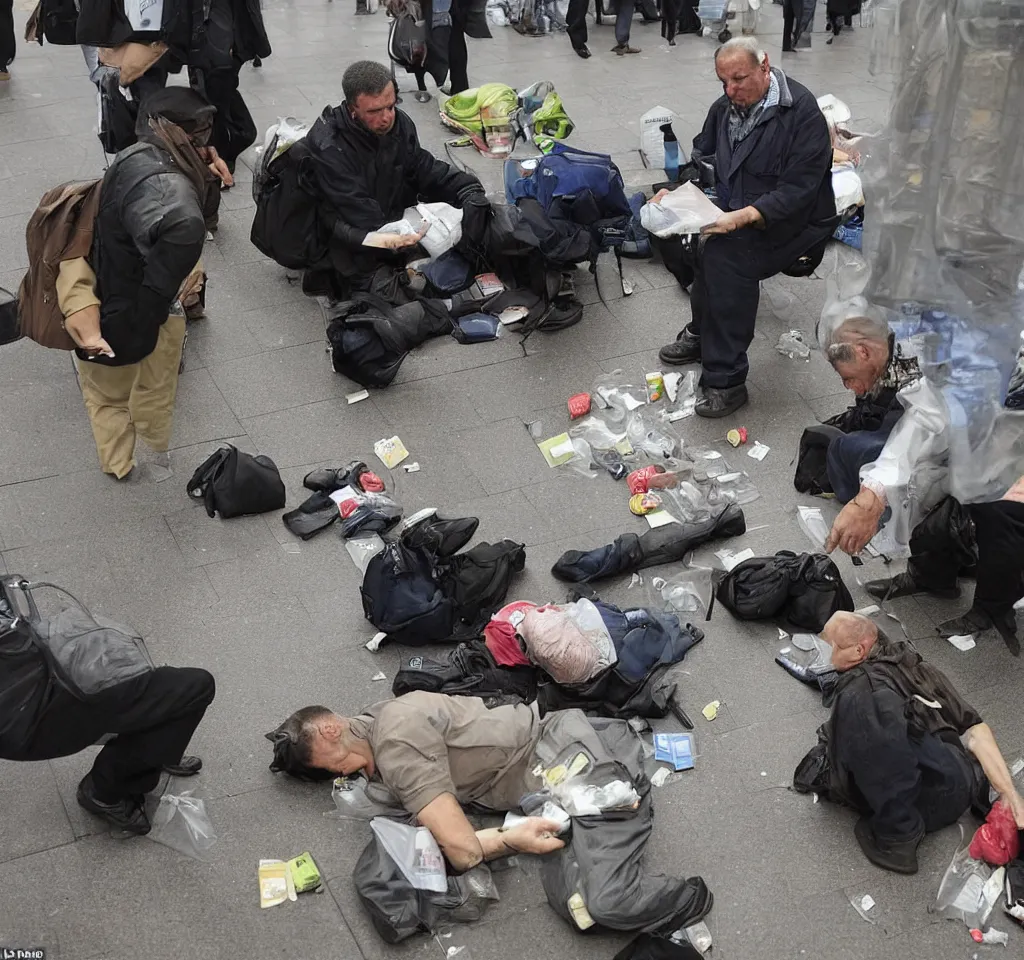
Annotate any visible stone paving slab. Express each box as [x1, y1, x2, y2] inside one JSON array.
[[2, 3, 1023, 959]]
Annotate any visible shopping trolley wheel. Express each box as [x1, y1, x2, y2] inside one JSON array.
[[718, 27, 731, 41]]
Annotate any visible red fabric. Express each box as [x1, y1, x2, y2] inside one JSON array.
[[339, 499, 359, 518], [359, 471, 385, 493], [969, 800, 1020, 866], [628, 466, 660, 495], [484, 619, 531, 667]]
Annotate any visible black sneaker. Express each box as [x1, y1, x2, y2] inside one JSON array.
[[163, 755, 203, 777], [695, 384, 748, 419], [854, 818, 921, 874], [77, 774, 151, 835], [658, 326, 701, 366], [865, 571, 960, 602]]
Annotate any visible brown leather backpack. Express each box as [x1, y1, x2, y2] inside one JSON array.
[[17, 178, 103, 351]]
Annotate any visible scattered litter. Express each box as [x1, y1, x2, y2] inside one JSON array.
[[346, 533, 385, 574], [281, 542, 301, 554], [848, 889, 879, 923], [797, 505, 831, 550], [653, 732, 695, 770], [665, 399, 697, 421], [403, 462, 421, 473], [365, 632, 387, 652], [702, 700, 720, 722], [259, 859, 297, 908], [1009, 758, 1024, 778], [776, 329, 811, 360], [630, 492, 662, 516], [650, 767, 672, 787], [970, 928, 1009, 946], [628, 573, 644, 589], [684, 920, 713, 954], [747, 441, 770, 461], [374, 436, 410, 469], [645, 509, 678, 529], [568, 393, 592, 419], [346, 389, 370, 404], [715, 547, 754, 571], [664, 372, 682, 403], [287, 852, 322, 893], [371, 671, 387, 681], [498, 305, 530, 325], [778, 628, 790, 641], [855, 604, 881, 616], [1009, 903, 1024, 922], [646, 372, 665, 403], [948, 634, 977, 652], [813, 793, 819, 803], [760, 771, 767, 777], [538, 433, 576, 467], [726, 427, 748, 447], [329, 484, 360, 505]]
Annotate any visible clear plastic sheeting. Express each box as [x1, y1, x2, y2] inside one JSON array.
[[933, 834, 1005, 930], [145, 778, 217, 861]]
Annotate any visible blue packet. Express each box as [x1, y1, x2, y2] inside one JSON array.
[[653, 732, 694, 771], [452, 313, 501, 344]]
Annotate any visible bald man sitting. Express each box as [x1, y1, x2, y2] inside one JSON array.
[[797, 612, 1024, 874]]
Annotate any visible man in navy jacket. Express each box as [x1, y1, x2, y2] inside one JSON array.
[[658, 38, 835, 418]]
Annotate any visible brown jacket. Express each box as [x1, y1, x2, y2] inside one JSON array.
[[19, 180, 103, 351]]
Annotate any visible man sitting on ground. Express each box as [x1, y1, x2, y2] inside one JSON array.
[[303, 60, 487, 302], [656, 37, 835, 419], [800, 612, 1023, 874], [817, 309, 1024, 655]]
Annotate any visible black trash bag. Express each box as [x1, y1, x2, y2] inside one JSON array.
[[715, 550, 854, 632], [444, 539, 526, 630], [0, 583, 50, 757], [792, 731, 835, 800], [538, 711, 714, 933], [186, 444, 286, 519], [354, 832, 498, 944], [614, 933, 704, 960], [281, 490, 339, 540], [793, 424, 843, 495], [552, 504, 746, 583]]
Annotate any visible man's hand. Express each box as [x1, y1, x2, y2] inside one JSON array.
[[825, 488, 885, 556], [198, 146, 233, 187], [701, 205, 763, 236], [364, 225, 429, 250], [1002, 475, 1024, 504], [501, 818, 566, 856], [1004, 788, 1024, 830], [64, 305, 115, 358], [651, 188, 672, 204]]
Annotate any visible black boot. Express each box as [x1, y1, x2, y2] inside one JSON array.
[[163, 755, 203, 777], [865, 571, 960, 602], [77, 774, 151, 835], [696, 384, 748, 419], [658, 325, 701, 365], [937, 607, 994, 639], [854, 818, 921, 874]]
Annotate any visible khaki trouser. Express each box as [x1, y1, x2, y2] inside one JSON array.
[[76, 315, 187, 478]]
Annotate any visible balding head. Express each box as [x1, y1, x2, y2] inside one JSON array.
[[821, 612, 879, 671], [714, 38, 771, 108]]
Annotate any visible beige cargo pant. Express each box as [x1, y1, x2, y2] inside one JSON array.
[[76, 315, 187, 479]]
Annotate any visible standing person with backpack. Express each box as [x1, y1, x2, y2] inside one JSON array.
[[56, 88, 230, 479]]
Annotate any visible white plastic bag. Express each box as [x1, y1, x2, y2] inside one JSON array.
[[370, 818, 448, 892], [832, 168, 864, 213], [933, 836, 1004, 929], [639, 106, 676, 169], [326, 776, 405, 820], [145, 781, 217, 861], [408, 202, 464, 258], [640, 182, 722, 238], [346, 533, 386, 575]]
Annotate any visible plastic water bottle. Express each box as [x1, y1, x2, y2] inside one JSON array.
[[660, 123, 680, 182]]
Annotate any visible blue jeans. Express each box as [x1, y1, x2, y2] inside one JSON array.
[[825, 429, 891, 504]]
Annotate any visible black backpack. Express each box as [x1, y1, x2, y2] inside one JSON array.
[[186, 445, 286, 519], [97, 68, 140, 155], [250, 138, 327, 270], [391, 641, 538, 706], [715, 550, 854, 632], [793, 425, 842, 496]]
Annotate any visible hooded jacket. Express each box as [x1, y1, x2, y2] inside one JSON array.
[[692, 69, 834, 245], [305, 104, 482, 279]]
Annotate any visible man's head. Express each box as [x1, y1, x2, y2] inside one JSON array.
[[265, 706, 373, 780], [342, 61, 398, 136], [821, 611, 879, 671], [714, 37, 771, 109], [136, 87, 216, 147], [821, 312, 892, 396]]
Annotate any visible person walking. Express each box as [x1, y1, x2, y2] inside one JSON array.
[[566, 0, 641, 58], [1, 0, 15, 80]]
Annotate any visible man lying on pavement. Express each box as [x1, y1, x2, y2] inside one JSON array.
[[266, 690, 713, 932], [796, 612, 1024, 874], [302, 59, 487, 303], [815, 308, 1024, 654]]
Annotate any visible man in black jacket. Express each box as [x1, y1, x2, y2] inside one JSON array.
[[657, 38, 835, 418], [801, 612, 1022, 874], [304, 60, 485, 301], [60, 88, 230, 479]]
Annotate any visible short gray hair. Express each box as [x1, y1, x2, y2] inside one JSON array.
[[821, 314, 890, 367], [714, 37, 767, 66], [342, 60, 394, 104]]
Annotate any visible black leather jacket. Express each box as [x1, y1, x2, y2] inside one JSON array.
[[88, 142, 205, 366]]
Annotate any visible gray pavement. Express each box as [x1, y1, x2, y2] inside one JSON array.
[[2, 4, 1022, 959]]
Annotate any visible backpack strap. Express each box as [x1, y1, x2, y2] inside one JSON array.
[[186, 447, 232, 517]]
